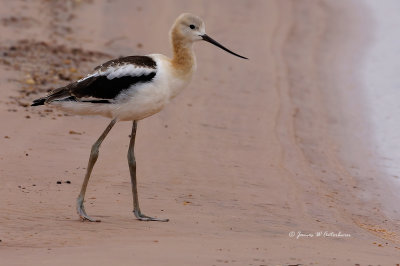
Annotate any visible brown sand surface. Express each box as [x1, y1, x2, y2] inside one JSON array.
[[0, 1, 399, 265]]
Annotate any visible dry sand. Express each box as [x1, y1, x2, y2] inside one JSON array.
[[0, 0, 399, 265]]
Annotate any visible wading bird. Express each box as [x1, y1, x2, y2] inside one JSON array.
[[32, 13, 247, 222]]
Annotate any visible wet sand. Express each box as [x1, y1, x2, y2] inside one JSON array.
[[0, 1, 399, 265]]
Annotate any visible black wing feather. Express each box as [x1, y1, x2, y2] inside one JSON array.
[[31, 56, 157, 106], [94, 56, 157, 71], [71, 72, 156, 99]]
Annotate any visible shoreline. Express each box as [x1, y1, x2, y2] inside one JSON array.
[[289, 0, 400, 242], [285, 0, 399, 241]]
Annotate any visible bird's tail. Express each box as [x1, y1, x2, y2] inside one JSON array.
[[31, 86, 71, 107], [31, 98, 46, 106]]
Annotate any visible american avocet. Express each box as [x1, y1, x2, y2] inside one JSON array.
[[31, 13, 247, 222]]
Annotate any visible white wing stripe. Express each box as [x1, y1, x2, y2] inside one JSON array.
[[106, 65, 155, 79], [77, 65, 155, 82]]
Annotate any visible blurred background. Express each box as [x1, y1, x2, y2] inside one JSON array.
[[0, 1, 399, 265]]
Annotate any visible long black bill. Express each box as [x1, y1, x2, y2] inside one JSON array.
[[201, 34, 248, 60]]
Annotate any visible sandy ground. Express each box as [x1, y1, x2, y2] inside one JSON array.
[[0, 0, 399, 265]]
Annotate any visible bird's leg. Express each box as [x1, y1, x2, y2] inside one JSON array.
[[128, 120, 169, 222], [77, 119, 117, 222]]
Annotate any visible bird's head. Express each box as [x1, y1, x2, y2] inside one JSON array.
[[171, 13, 205, 42], [170, 13, 248, 59]]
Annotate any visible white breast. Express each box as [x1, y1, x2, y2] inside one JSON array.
[[112, 54, 192, 121]]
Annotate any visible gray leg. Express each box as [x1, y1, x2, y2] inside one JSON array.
[[77, 119, 117, 222], [128, 121, 169, 222]]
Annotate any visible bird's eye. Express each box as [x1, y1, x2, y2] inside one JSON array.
[[189, 24, 195, 30]]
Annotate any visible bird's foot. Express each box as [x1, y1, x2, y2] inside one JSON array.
[[77, 198, 101, 222], [133, 209, 169, 222]]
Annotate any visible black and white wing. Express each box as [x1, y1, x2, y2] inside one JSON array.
[[32, 56, 157, 106]]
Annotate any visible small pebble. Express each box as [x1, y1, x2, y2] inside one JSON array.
[[69, 130, 82, 135], [25, 78, 35, 85], [65, 180, 71, 184], [56, 181, 62, 184]]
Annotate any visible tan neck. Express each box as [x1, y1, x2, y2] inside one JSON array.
[[170, 30, 196, 76]]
